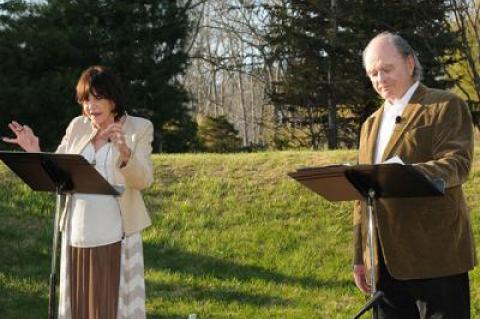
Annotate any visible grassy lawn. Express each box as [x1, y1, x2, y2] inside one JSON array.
[[1, 149, 480, 318]]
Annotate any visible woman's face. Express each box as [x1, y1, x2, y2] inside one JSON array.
[[83, 93, 115, 129]]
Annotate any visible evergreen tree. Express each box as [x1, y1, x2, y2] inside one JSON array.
[[266, 0, 459, 149], [0, 0, 193, 152], [197, 115, 242, 153]]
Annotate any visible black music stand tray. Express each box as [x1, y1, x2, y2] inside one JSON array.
[[0, 151, 120, 319], [288, 163, 444, 319]]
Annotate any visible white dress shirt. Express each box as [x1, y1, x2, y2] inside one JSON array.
[[374, 81, 420, 164]]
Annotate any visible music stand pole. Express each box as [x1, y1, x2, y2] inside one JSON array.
[[43, 155, 71, 319], [47, 186, 64, 319], [367, 189, 376, 296], [353, 189, 384, 319], [39, 157, 68, 319]]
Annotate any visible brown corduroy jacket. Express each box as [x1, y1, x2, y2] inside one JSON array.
[[353, 84, 476, 281]]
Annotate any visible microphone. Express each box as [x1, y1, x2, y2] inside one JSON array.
[[395, 116, 402, 124]]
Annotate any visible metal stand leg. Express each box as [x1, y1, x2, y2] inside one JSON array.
[[48, 190, 63, 319], [367, 190, 376, 300], [353, 189, 385, 319], [353, 291, 385, 319]]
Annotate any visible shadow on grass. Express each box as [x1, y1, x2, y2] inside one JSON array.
[[146, 280, 289, 307], [0, 286, 48, 319], [0, 217, 51, 277], [144, 242, 352, 291], [147, 314, 187, 319], [0, 206, 53, 318]]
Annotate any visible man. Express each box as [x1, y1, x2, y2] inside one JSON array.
[[353, 32, 476, 318]]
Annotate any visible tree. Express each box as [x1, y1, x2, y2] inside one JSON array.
[[197, 114, 241, 152], [182, 0, 273, 149], [265, 0, 459, 149], [0, 0, 193, 152], [447, 0, 480, 126]]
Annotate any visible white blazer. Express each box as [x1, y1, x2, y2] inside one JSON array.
[[56, 115, 153, 235]]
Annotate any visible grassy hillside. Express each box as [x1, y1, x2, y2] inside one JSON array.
[[1, 149, 479, 318]]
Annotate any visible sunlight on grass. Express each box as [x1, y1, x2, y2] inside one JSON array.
[[1, 149, 479, 318]]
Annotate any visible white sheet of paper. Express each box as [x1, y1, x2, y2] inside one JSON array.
[[383, 156, 405, 165]]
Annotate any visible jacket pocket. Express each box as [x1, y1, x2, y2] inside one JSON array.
[[399, 126, 433, 162]]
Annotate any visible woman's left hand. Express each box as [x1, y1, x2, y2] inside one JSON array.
[[99, 123, 131, 163]]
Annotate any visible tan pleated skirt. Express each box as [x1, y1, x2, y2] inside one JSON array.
[[69, 242, 121, 319]]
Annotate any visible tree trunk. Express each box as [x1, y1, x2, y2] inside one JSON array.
[[238, 71, 249, 146]]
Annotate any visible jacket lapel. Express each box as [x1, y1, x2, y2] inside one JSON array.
[[381, 84, 427, 162], [70, 118, 97, 154], [361, 108, 383, 164]]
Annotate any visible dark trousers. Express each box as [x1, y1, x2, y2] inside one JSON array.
[[375, 251, 470, 319]]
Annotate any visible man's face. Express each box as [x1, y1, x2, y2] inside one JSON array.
[[364, 38, 415, 103]]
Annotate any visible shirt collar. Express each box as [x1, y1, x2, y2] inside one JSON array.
[[385, 81, 420, 111]]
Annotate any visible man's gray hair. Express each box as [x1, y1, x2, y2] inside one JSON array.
[[362, 32, 423, 81]]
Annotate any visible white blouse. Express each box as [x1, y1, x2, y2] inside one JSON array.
[[69, 142, 123, 248]]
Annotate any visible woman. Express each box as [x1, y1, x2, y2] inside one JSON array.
[[2, 66, 153, 319]]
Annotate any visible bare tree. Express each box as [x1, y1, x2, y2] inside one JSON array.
[[449, 0, 480, 104], [182, 0, 276, 148]]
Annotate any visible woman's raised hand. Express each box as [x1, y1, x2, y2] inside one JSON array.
[[2, 121, 41, 152], [99, 119, 131, 163]]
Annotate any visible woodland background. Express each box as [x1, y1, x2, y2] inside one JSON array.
[[0, 0, 479, 152]]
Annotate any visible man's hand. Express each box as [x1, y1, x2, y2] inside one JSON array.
[[353, 264, 371, 294]]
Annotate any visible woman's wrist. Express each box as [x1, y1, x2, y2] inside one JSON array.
[[119, 147, 131, 165]]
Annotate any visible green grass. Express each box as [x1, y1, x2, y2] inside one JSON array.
[[1, 149, 480, 318]]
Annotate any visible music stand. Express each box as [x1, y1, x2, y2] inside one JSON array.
[[288, 163, 444, 319], [0, 151, 120, 319]]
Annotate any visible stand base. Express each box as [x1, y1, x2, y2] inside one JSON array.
[[353, 290, 385, 319]]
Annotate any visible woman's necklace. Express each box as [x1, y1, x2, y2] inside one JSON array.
[[92, 130, 109, 150]]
